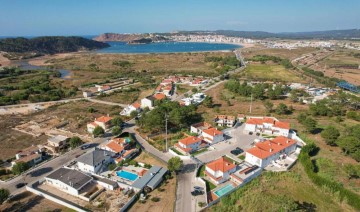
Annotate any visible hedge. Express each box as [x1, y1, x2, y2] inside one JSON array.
[[299, 142, 360, 210]]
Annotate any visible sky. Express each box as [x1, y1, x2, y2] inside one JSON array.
[[0, 0, 359, 36]]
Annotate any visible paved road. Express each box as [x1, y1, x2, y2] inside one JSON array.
[[87, 98, 128, 108], [0, 137, 107, 196], [0, 97, 86, 109]]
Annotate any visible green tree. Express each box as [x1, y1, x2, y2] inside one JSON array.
[[93, 126, 105, 137], [112, 126, 122, 136], [275, 103, 289, 115], [69, 136, 82, 148], [203, 96, 213, 108], [130, 110, 138, 118], [320, 126, 340, 146], [191, 88, 198, 93], [12, 162, 29, 175], [0, 188, 10, 204], [343, 164, 360, 179], [87, 107, 97, 113], [111, 116, 123, 126], [263, 100, 274, 113], [167, 157, 183, 173], [336, 136, 360, 156], [297, 112, 307, 124], [303, 117, 317, 133], [108, 163, 116, 171]]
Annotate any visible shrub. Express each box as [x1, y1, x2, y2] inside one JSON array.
[[151, 197, 160, 202]]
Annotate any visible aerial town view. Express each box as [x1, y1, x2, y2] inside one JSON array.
[[1, 1, 360, 212]]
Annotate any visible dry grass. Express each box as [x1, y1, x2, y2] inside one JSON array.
[[134, 151, 167, 167], [129, 175, 176, 212], [242, 47, 317, 60], [0, 191, 69, 212]]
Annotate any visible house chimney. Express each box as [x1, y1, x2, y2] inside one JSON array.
[[270, 148, 273, 152], [287, 140, 290, 143], [107, 114, 110, 117]]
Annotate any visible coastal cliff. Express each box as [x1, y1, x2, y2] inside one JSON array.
[[94, 33, 170, 44]]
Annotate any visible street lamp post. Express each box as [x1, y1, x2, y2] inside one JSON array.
[[165, 113, 168, 152]]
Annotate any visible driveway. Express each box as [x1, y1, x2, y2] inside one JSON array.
[[196, 124, 257, 163]]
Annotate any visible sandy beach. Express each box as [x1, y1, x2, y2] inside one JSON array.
[[27, 52, 75, 66]]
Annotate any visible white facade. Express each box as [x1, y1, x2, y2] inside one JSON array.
[[245, 144, 297, 168], [205, 166, 236, 184], [202, 132, 224, 144], [141, 97, 154, 109]]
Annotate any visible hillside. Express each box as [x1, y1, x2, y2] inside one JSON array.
[[0, 36, 110, 54], [93, 33, 170, 42]]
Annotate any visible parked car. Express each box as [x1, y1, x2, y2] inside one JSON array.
[[16, 182, 26, 188], [194, 186, 204, 191], [81, 144, 90, 150], [191, 190, 204, 196], [230, 148, 243, 156]]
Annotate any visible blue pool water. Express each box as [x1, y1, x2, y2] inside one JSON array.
[[96, 42, 242, 53], [214, 184, 235, 197], [116, 170, 138, 181]]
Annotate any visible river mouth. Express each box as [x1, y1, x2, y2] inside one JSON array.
[[13, 60, 71, 79]]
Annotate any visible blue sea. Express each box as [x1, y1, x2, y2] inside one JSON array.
[[96, 41, 242, 53]]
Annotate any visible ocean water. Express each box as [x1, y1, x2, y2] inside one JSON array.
[[96, 41, 242, 53]]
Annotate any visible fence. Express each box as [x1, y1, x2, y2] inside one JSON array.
[[119, 193, 138, 212], [26, 182, 89, 212], [168, 148, 191, 160]]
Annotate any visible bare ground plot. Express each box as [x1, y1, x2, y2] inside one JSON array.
[[28, 100, 122, 135], [242, 47, 317, 60], [129, 175, 176, 212], [0, 114, 48, 160], [0, 191, 70, 212], [96, 85, 155, 105], [134, 151, 167, 167], [312, 49, 360, 85]]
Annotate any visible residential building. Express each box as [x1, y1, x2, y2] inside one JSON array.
[[12, 145, 44, 167], [245, 136, 297, 168], [237, 114, 246, 122], [87, 115, 113, 133], [174, 136, 202, 154], [190, 122, 212, 135], [202, 128, 224, 144], [76, 148, 115, 174], [132, 166, 168, 191], [45, 167, 93, 196], [120, 102, 142, 116], [244, 117, 290, 137], [46, 135, 69, 153], [141, 93, 166, 109], [204, 157, 237, 185], [214, 115, 236, 127]]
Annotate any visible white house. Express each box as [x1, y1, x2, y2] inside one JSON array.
[[202, 128, 224, 144], [214, 115, 236, 127], [190, 122, 212, 135], [87, 115, 113, 133], [245, 136, 297, 168], [12, 145, 44, 167], [141, 93, 166, 109], [174, 136, 202, 155], [244, 117, 290, 137], [204, 157, 237, 185], [120, 102, 142, 116], [76, 148, 115, 174], [45, 167, 93, 196]]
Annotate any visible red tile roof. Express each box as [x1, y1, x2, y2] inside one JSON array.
[[274, 121, 290, 130], [179, 136, 202, 146], [206, 157, 236, 173], [106, 141, 124, 153], [153, 93, 166, 100], [246, 136, 296, 159], [174, 143, 192, 153], [202, 128, 223, 137], [132, 102, 141, 109], [96, 116, 113, 123], [246, 118, 263, 125]]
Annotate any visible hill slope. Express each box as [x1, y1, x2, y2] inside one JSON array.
[[0, 36, 110, 54]]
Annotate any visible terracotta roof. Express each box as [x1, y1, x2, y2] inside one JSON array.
[[192, 122, 212, 129], [262, 117, 276, 124], [179, 136, 202, 146], [246, 118, 263, 125], [106, 141, 124, 153], [215, 115, 235, 120], [274, 121, 290, 130], [96, 116, 113, 123], [238, 114, 245, 118], [174, 143, 192, 153], [88, 122, 99, 127], [202, 128, 223, 137], [153, 93, 166, 100], [14, 153, 41, 163], [246, 136, 296, 159], [132, 102, 141, 109], [156, 85, 162, 91], [206, 157, 236, 173]]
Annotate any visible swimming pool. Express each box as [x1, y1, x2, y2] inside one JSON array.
[[214, 184, 235, 197], [116, 170, 138, 181]]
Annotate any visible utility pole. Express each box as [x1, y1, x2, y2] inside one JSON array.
[[250, 93, 253, 114], [165, 113, 168, 152]]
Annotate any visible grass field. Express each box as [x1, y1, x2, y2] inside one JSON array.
[[239, 64, 304, 82]]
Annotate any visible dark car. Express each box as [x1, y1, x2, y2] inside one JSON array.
[[81, 144, 90, 150], [191, 190, 204, 196], [16, 182, 26, 188], [194, 186, 204, 191], [230, 148, 243, 156]]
